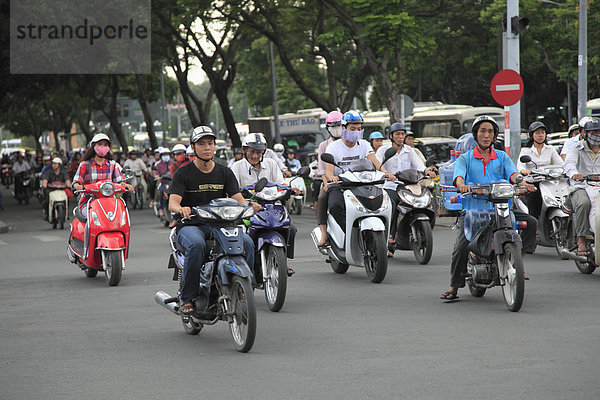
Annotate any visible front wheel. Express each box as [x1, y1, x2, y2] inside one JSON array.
[[500, 243, 525, 312], [228, 276, 256, 353], [566, 220, 596, 274], [294, 198, 302, 215], [85, 268, 98, 278], [363, 230, 388, 283], [103, 250, 123, 286], [264, 246, 288, 312], [553, 218, 569, 260], [411, 220, 433, 265]]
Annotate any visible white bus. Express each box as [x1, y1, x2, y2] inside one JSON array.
[[406, 106, 505, 138]]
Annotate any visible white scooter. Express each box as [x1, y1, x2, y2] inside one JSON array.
[[284, 171, 307, 215], [47, 181, 68, 230], [311, 148, 396, 283]]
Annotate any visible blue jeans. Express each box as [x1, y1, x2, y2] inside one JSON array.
[[177, 225, 255, 302]]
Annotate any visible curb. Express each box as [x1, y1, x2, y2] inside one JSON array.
[[0, 220, 8, 234]]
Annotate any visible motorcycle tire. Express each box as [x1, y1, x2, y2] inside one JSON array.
[[363, 230, 388, 283], [264, 246, 287, 312], [85, 268, 98, 278], [467, 281, 486, 297], [295, 198, 302, 215], [103, 250, 123, 286], [566, 220, 596, 274], [181, 315, 203, 335], [136, 189, 143, 209], [553, 218, 569, 260], [411, 220, 433, 265], [330, 259, 349, 274], [57, 205, 66, 229], [228, 276, 256, 353], [500, 242, 525, 312]]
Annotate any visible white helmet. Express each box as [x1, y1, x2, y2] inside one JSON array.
[[90, 133, 110, 146], [159, 147, 171, 155], [242, 133, 267, 151], [190, 126, 216, 144], [579, 116, 594, 128], [172, 144, 187, 155], [186, 146, 195, 156], [273, 143, 285, 153], [51, 157, 63, 164]]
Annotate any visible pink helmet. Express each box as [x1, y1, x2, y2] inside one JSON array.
[[325, 111, 343, 127]]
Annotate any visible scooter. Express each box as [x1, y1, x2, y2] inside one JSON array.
[[243, 169, 309, 312], [443, 180, 528, 312], [126, 170, 146, 209], [284, 171, 307, 215], [67, 181, 130, 286], [13, 171, 33, 204], [515, 155, 570, 258], [155, 199, 257, 353], [47, 181, 68, 230], [153, 174, 172, 227], [1, 163, 12, 188], [389, 169, 436, 264], [311, 148, 396, 283]]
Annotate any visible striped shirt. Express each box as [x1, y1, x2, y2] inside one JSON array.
[[72, 159, 123, 208]]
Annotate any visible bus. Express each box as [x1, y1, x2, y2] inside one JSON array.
[[406, 106, 505, 138]]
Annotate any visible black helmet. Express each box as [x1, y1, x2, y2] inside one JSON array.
[[584, 118, 600, 132], [528, 121, 547, 143], [388, 122, 407, 136], [471, 115, 499, 144], [233, 147, 243, 155]]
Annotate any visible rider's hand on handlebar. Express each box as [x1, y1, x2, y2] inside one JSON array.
[[572, 173, 584, 181], [384, 172, 396, 181], [178, 206, 192, 219], [525, 183, 536, 192], [457, 183, 471, 193], [425, 168, 436, 178], [327, 175, 339, 184], [124, 183, 135, 192], [520, 169, 531, 176], [250, 201, 262, 213]]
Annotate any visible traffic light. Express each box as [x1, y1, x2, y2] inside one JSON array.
[[511, 16, 529, 34]]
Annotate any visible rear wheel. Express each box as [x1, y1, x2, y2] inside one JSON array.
[[181, 315, 203, 335], [57, 204, 66, 227], [103, 250, 123, 286], [566, 220, 596, 274], [411, 220, 433, 265], [228, 276, 256, 353], [264, 246, 287, 312], [330, 259, 349, 274], [363, 230, 388, 283], [553, 218, 569, 260], [467, 281, 486, 297], [500, 243, 525, 312], [84, 268, 98, 278]]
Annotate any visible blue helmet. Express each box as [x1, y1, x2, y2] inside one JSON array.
[[342, 110, 364, 126], [369, 131, 384, 140]]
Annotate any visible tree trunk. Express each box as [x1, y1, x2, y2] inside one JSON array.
[[104, 76, 128, 153], [134, 74, 159, 150], [213, 81, 241, 147]]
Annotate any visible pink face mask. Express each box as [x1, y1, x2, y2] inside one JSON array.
[[94, 145, 110, 157]]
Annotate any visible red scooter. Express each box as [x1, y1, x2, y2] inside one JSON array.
[[67, 181, 130, 286]]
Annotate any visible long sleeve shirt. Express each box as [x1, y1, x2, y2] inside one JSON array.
[[517, 144, 564, 171]]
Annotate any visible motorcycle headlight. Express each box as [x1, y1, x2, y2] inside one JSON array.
[[543, 195, 559, 207], [490, 183, 514, 199], [99, 182, 115, 197], [90, 210, 101, 226], [357, 171, 376, 182], [195, 208, 216, 219], [242, 207, 255, 219], [347, 191, 368, 213], [546, 168, 564, 178], [210, 205, 245, 220], [399, 190, 431, 208]]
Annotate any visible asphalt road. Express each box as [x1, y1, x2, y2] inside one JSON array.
[[1, 187, 599, 400]]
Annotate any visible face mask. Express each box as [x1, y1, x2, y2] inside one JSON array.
[[342, 129, 363, 143], [161, 155, 170, 162], [329, 126, 343, 138], [586, 133, 600, 147], [94, 145, 109, 157]]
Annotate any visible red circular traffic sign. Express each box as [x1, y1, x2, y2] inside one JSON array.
[[491, 69, 524, 106]]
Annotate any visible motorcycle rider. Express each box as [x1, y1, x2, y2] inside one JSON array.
[[123, 149, 149, 204], [72, 133, 133, 213], [168, 126, 259, 316], [169, 144, 189, 175], [186, 145, 197, 162], [227, 148, 243, 168], [404, 131, 427, 164], [153, 148, 174, 217], [284, 148, 301, 175], [563, 117, 600, 256], [369, 131, 385, 153], [41, 157, 71, 220], [440, 116, 537, 301], [12, 152, 32, 175], [517, 121, 564, 220], [313, 111, 343, 211], [273, 143, 286, 164], [317, 111, 395, 247], [376, 122, 436, 254], [561, 117, 592, 161]]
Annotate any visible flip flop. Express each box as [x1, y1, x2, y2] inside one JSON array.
[[180, 302, 194, 315], [440, 291, 460, 302]]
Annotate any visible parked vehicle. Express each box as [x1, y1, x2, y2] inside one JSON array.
[[311, 148, 396, 283], [67, 181, 130, 286], [155, 199, 257, 352], [389, 169, 436, 264], [46, 181, 68, 230], [443, 181, 528, 312]]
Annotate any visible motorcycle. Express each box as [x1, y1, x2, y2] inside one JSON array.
[[47, 181, 68, 230], [126, 170, 146, 209], [67, 181, 130, 286], [284, 171, 307, 215], [389, 169, 436, 264], [13, 171, 33, 204], [311, 148, 396, 283], [515, 155, 570, 259], [153, 174, 172, 227], [243, 169, 309, 312], [443, 180, 528, 312], [154, 198, 257, 352], [1, 163, 12, 188], [559, 175, 600, 274]]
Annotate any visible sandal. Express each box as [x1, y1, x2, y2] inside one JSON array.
[[440, 290, 460, 302], [576, 248, 591, 256], [180, 302, 194, 315], [287, 268, 295, 277]]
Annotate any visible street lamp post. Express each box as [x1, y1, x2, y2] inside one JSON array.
[[578, 0, 587, 120]]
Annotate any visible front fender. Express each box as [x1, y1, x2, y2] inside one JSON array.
[[493, 229, 522, 255], [359, 216, 386, 232], [216, 256, 253, 286], [547, 208, 567, 220], [257, 231, 286, 252], [96, 232, 126, 251]]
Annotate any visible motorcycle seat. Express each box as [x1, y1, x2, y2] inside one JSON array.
[[74, 207, 87, 223]]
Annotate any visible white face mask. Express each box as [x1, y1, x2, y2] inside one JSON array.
[[329, 126, 343, 138]]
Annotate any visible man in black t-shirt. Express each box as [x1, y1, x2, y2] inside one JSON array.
[[168, 126, 260, 316]]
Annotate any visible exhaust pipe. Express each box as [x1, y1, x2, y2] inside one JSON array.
[[557, 247, 590, 263], [154, 291, 179, 314], [311, 227, 328, 255]]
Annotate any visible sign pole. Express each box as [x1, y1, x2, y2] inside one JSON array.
[[504, 107, 510, 156]]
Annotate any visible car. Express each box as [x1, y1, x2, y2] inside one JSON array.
[[281, 131, 327, 165], [414, 137, 457, 164]]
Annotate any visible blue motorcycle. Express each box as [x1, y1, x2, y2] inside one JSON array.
[[154, 197, 258, 352], [243, 167, 309, 312]]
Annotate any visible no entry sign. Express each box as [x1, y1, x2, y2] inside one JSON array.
[[491, 69, 524, 107]]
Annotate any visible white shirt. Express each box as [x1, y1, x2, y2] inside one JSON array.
[[264, 148, 287, 172], [376, 144, 425, 190], [317, 137, 335, 175], [123, 158, 148, 173], [230, 157, 285, 189], [560, 135, 581, 156], [325, 139, 374, 175], [517, 143, 564, 171], [564, 139, 600, 187], [12, 160, 31, 174]]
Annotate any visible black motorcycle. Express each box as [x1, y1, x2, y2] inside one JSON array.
[[155, 197, 258, 352], [13, 171, 33, 204]]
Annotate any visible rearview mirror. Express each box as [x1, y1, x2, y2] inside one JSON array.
[[380, 146, 397, 169], [254, 177, 268, 192], [320, 153, 336, 166], [296, 166, 311, 178], [425, 156, 437, 167], [519, 155, 532, 163]]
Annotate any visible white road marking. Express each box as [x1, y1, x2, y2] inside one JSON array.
[[32, 235, 64, 242], [0, 239, 6, 246]]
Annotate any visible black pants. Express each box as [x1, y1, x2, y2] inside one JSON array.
[[385, 188, 401, 238], [449, 210, 537, 289], [525, 182, 542, 219], [328, 188, 346, 231]]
